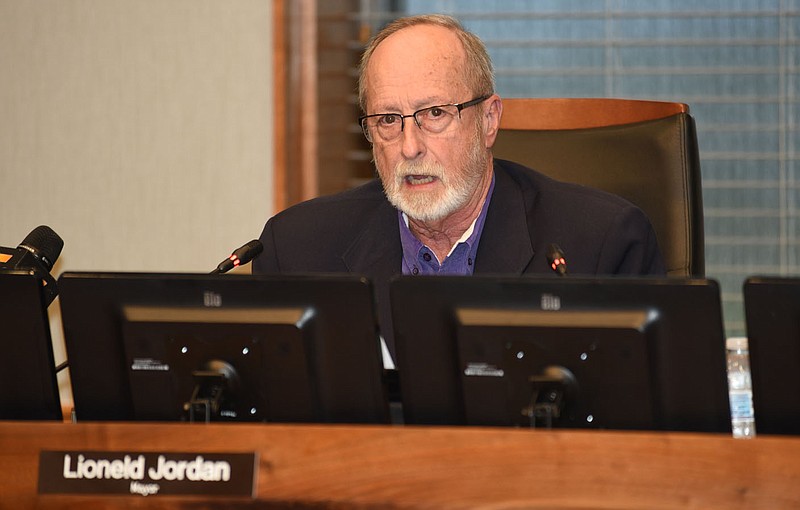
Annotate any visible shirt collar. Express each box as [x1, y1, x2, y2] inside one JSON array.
[[398, 173, 495, 275]]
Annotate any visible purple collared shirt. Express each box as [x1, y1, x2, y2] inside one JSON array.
[[399, 175, 495, 276]]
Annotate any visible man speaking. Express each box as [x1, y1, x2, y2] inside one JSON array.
[[253, 14, 664, 357]]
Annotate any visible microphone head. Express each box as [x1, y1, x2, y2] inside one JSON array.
[[18, 225, 64, 271], [214, 239, 264, 274], [232, 240, 263, 265], [546, 243, 568, 276]]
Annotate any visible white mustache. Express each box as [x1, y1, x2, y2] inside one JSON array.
[[395, 161, 445, 181]]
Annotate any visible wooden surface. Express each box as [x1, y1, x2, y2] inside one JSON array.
[[500, 98, 689, 130], [1, 421, 800, 509]]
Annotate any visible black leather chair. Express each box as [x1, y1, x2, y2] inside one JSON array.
[[492, 98, 705, 277]]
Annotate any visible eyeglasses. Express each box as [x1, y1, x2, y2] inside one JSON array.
[[359, 95, 490, 143]]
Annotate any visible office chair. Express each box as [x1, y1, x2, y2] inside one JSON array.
[[493, 98, 704, 277]]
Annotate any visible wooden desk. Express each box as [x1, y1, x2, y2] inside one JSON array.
[[1, 421, 799, 509]]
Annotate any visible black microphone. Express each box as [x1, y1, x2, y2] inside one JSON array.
[[546, 243, 568, 276], [19, 225, 64, 271], [0, 225, 64, 305], [211, 240, 263, 274]]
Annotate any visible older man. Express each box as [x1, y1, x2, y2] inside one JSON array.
[[253, 14, 664, 357]]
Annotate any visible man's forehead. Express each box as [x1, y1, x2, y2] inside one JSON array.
[[366, 24, 467, 109], [373, 24, 464, 66]]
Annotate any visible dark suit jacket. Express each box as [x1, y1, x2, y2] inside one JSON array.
[[253, 158, 665, 355]]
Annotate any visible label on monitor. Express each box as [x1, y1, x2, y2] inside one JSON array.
[[130, 358, 170, 372], [38, 450, 256, 497], [464, 362, 505, 377]]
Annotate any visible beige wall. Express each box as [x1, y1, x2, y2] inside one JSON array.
[[0, 0, 274, 407]]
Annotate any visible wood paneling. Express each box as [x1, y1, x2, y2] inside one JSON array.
[[3, 421, 800, 508]]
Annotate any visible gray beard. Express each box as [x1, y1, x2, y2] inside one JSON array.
[[377, 140, 488, 223]]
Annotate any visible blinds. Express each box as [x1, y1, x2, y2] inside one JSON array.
[[345, 0, 800, 337]]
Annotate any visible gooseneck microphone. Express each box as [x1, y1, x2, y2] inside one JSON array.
[[0, 225, 64, 305], [546, 243, 568, 276], [211, 240, 263, 274]]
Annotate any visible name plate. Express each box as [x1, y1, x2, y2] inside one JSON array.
[[38, 450, 256, 497]]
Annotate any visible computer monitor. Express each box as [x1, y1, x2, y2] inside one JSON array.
[[58, 272, 388, 424], [391, 275, 731, 432], [0, 270, 62, 420], [743, 276, 800, 435]]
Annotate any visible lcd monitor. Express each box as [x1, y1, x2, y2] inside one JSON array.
[[58, 272, 388, 424], [391, 275, 731, 432], [0, 270, 62, 420], [743, 276, 800, 435]]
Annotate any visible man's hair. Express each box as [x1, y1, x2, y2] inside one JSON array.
[[357, 14, 495, 113]]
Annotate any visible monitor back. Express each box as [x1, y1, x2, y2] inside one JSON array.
[[744, 276, 800, 435], [59, 272, 388, 424], [391, 275, 731, 432], [0, 270, 62, 420]]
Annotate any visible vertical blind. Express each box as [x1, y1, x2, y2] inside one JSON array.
[[351, 0, 800, 337]]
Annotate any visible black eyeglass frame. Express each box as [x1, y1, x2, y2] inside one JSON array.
[[358, 95, 491, 143]]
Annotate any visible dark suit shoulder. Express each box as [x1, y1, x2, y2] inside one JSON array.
[[254, 179, 396, 273], [491, 158, 665, 275]]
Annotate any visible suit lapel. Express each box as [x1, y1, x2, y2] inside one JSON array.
[[474, 162, 536, 274], [342, 198, 402, 281], [341, 196, 401, 354]]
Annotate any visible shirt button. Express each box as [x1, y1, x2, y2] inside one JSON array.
[[423, 253, 432, 262], [412, 267, 419, 275], [468, 257, 473, 266]]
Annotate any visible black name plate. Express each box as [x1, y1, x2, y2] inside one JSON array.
[[38, 451, 256, 497]]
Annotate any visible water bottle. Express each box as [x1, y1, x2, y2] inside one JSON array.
[[726, 337, 756, 438]]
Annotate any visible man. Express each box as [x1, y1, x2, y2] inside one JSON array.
[[253, 14, 664, 358]]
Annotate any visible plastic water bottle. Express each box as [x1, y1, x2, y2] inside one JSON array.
[[726, 337, 755, 438]]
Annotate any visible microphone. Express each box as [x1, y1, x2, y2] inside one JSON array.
[[546, 243, 567, 276], [0, 225, 64, 305], [19, 225, 64, 271], [211, 240, 263, 274]]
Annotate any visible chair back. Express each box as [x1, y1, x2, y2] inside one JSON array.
[[493, 98, 704, 277]]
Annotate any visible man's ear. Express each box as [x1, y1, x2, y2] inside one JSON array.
[[483, 95, 503, 148]]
